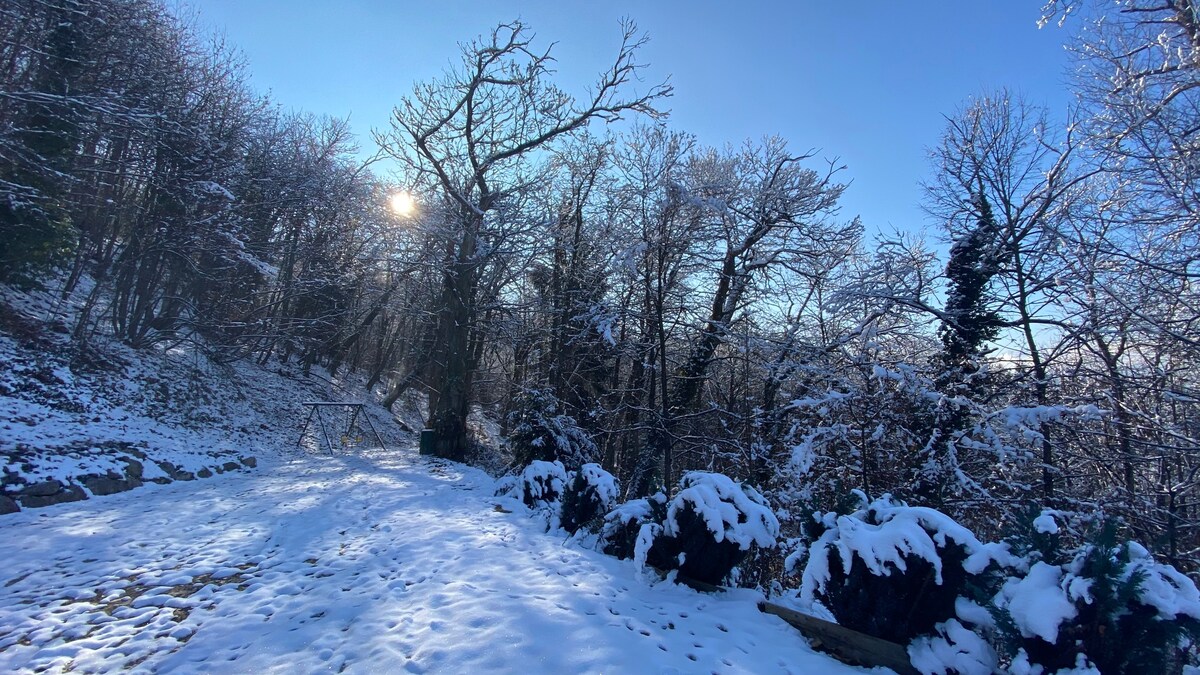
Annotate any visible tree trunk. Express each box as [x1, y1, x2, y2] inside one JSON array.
[[427, 213, 481, 462]]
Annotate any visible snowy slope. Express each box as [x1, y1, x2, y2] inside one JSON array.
[[0, 445, 880, 674], [1, 279, 434, 508]]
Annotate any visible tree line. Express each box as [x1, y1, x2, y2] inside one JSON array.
[[3, 0, 1199, 571]]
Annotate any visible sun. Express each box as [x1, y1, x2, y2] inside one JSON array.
[[389, 191, 416, 216]]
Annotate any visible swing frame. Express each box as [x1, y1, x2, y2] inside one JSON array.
[[295, 402, 387, 455]]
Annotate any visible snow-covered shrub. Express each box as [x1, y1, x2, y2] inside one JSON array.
[[993, 522, 1200, 675], [560, 463, 619, 534], [797, 494, 1013, 646], [506, 388, 597, 468], [908, 617, 997, 675], [512, 460, 568, 509], [642, 472, 781, 586], [599, 492, 666, 560]]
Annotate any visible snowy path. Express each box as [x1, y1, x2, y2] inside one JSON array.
[[0, 447, 876, 674]]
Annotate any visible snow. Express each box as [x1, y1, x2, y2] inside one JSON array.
[[907, 618, 996, 675], [575, 462, 620, 508], [605, 495, 661, 527], [1010, 650, 1100, 675], [0, 333, 268, 487], [634, 522, 665, 572], [995, 561, 1077, 644], [1032, 510, 1060, 535], [216, 230, 280, 279], [953, 597, 994, 630], [665, 472, 780, 550], [801, 496, 1012, 601], [1121, 542, 1200, 620], [0, 447, 872, 674], [190, 180, 235, 201], [511, 459, 567, 505]]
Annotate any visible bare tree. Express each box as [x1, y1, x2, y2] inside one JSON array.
[[628, 138, 858, 496], [923, 91, 1087, 502], [377, 20, 669, 461]]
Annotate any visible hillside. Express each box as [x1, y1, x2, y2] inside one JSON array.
[[0, 282, 425, 510]]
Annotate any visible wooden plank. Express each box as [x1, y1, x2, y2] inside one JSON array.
[[642, 566, 918, 674], [758, 601, 919, 675]]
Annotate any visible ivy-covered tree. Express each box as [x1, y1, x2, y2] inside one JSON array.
[[912, 189, 1005, 505]]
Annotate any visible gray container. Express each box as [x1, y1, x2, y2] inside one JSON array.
[[419, 429, 436, 455]]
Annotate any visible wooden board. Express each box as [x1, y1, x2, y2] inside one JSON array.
[[758, 601, 919, 675], [649, 567, 918, 674]]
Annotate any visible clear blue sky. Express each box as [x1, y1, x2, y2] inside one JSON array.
[[191, 1, 1075, 241]]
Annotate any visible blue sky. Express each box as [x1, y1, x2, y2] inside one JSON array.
[[192, 1, 1076, 241]]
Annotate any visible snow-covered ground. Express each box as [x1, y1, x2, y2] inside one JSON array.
[[0, 445, 877, 674]]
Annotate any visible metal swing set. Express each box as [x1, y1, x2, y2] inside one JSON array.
[[295, 402, 387, 455]]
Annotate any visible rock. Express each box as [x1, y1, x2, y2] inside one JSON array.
[[22, 479, 63, 497], [156, 461, 195, 482], [18, 483, 86, 508], [197, 468, 213, 479], [61, 483, 86, 503], [122, 458, 144, 480], [0, 495, 19, 515], [240, 456, 257, 469], [222, 461, 240, 473], [81, 473, 142, 496]]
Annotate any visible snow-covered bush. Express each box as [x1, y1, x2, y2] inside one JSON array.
[[993, 521, 1200, 675], [510, 460, 568, 509], [599, 492, 667, 560], [506, 388, 597, 468], [908, 617, 998, 675], [560, 463, 619, 534], [797, 493, 1013, 647], [640, 472, 781, 586]]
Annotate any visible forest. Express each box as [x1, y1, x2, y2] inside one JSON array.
[[3, 0, 1200, 671]]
